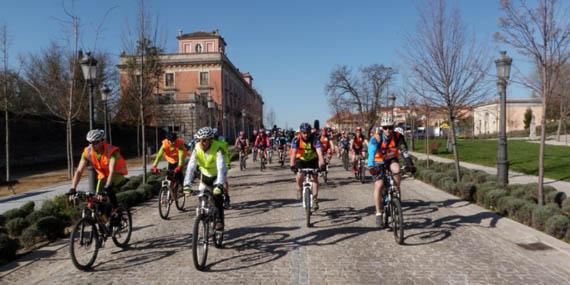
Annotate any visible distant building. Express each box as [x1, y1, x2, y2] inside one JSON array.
[[119, 30, 264, 142], [473, 98, 542, 135]]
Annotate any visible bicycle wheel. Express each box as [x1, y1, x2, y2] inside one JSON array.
[[343, 154, 348, 171], [158, 187, 171, 219], [359, 163, 366, 184], [240, 154, 245, 171], [69, 217, 99, 271], [112, 206, 132, 248], [192, 214, 209, 271], [391, 198, 404, 244], [304, 187, 312, 227], [174, 185, 186, 211]]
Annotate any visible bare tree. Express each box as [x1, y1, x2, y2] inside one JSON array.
[[496, 0, 570, 205], [325, 64, 397, 134], [405, 0, 490, 182], [0, 23, 12, 182], [265, 107, 276, 129]]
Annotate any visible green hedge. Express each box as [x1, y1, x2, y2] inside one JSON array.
[[512, 201, 537, 226], [36, 216, 65, 241], [6, 218, 29, 237], [0, 233, 19, 264], [485, 189, 508, 210], [532, 203, 561, 231], [20, 226, 44, 249], [545, 215, 570, 239]]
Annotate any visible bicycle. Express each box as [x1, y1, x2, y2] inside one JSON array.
[[259, 148, 267, 171], [268, 147, 273, 164], [68, 191, 132, 271], [299, 168, 319, 228], [252, 147, 258, 162], [341, 148, 349, 171], [278, 147, 287, 168], [320, 156, 330, 184], [372, 165, 404, 244], [158, 169, 186, 220], [191, 183, 224, 271], [239, 149, 248, 171], [354, 152, 367, 183]]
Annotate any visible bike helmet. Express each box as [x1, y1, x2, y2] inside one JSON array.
[[259, 128, 265, 133], [395, 127, 404, 134], [239, 131, 245, 137], [213, 128, 219, 136], [196, 127, 215, 140], [86, 129, 105, 143], [355, 127, 362, 132], [380, 116, 394, 127], [166, 132, 177, 142], [299, 122, 311, 132]]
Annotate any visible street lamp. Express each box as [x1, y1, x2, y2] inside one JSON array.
[[410, 100, 416, 150], [207, 97, 215, 127], [80, 51, 98, 194], [100, 84, 111, 142], [388, 94, 396, 118], [495, 50, 512, 186]]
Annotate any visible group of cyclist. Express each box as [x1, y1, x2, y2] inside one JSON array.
[[67, 113, 415, 233]]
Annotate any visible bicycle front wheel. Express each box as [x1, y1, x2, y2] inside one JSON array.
[[158, 187, 171, 219], [175, 185, 186, 211], [112, 205, 132, 248], [391, 198, 404, 244], [304, 187, 312, 227], [192, 214, 209, 271], [69, 217, 99, 271]]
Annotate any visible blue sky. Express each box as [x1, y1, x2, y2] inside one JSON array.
[[1, 0, 535, 128]]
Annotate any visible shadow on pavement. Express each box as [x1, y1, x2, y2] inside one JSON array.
[[0, 190, 52, 204]]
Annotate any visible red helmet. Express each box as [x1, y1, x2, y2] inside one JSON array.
[[355, 127, 362, 132]]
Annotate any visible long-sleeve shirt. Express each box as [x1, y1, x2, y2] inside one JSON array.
[[367, 132, 410, 167], [183, 148, 227, 187]]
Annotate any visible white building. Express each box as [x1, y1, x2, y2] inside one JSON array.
[[473, 98, 542, 136]]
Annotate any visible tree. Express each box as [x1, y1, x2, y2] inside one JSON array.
[[404, 0, 490, 182], [0, 23, 12, 182], [325, 64, 397, 134], [524, 108, 533, 130], [496, 0, 570, 205], [264, 107, 276, 129]]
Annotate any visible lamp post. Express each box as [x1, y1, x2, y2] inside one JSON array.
[[388, 94, 396, 118], [80, 51, 98, 194], [495, 50, 512, 186], [100, 84, 111, 142], [410, 101, 416, 150], [189, 102, 196, 136], [207, 97, 215, 127]]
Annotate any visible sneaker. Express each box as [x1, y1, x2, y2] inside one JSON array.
[[375, 212, 384, 228], [312, 197, 319, 210]]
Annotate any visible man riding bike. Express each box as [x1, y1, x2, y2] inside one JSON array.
[[350, 127, 367, 174], [67, 129, 128, 224], [274, 130, 288, 163], [183, 127, 227, 230], [151, 132, 187, 185], [255, 128, 271, 164], [319, 128, 335, 163], [234, 131, 250, 157], [338, 131, 350, 159], [252, 129, 259, 162], [290, 123, 326, 210], [367, 116, 416, 227]]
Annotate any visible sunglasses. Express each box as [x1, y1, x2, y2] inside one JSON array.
[[91, 140, 103, 146], [382, 126, 394, 130]]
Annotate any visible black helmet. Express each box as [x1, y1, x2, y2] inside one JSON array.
[[300, 123, 311, 132], [166, 132, 177, 142]]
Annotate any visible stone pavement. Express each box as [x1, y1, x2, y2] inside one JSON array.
[[0, 161, 167, 213], [411, 151, 570, 196], [1, 157, 570, 284]]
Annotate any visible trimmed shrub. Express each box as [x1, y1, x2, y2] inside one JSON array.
[[39, 195, 76, 224], [6, 217, 29, 237], [20, 226, 45, 248], [562, 198, 570, 216], [121, 175, 143, 191], [545, 215, 570, 239], [36, 216, 65, 241], [0, 214, 5, 227], [25, 210, 48, 225], [439, 178, 456, 194], [20, 201, 35, 217], [2, 208, 26, 220], [456, 182, 476, 201], [546, 191, 567, 207], [565, 228, 570, 244], [510, 184, 534, 202], [485, 189, 508, 210], [429, 173, 446, 185], [532, 203, 561, 231], [419, 169, 434, 181], [117, 190, 144, 207], [0, 233, 19, 264], [497, 197, 527, 217], [513, 201, 537, 226], [475, 182, 498, 206]]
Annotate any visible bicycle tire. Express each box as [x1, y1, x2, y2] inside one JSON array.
[[192, 214, 209, 271], [112, 206, 132, 248], [391, 198, 404, 244], [158, 187, 171, 219], [304, 187, 311, 227], [359, 163, 366, 184], [174, 184, 186, 211], [69, 217, 99, 271]]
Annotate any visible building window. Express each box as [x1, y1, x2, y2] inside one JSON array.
[[165, 73, 174, 87], [184, 43, 191, 53], [195, 43, 203, 53], [200, 72, 209, 86]]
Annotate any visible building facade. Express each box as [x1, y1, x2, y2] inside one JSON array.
[[119, 30, 264, 142], [473, 98, 542, 135]]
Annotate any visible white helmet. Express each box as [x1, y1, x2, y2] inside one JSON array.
[[86, 129, 105, 143], [395, 127, 404, 134], [380, 116, 394, 127], [196, 127, 215, 140]]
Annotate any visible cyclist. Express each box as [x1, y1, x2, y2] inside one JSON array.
[[290, 123, 326, 210], [67, 129, 128, 223], [368, 116, 416, 227], [234, 131, 250, 157], [275, 129, 288, 163], [320, 128, 335, 164], [350, 127, 367, 174], [151, 132, 187, 186], [255, 128, 271, 164], [183, 127, 227, 230], [214, 128, 231, 207], [338, 131, 350, 159], [252, 129, 259, 162]]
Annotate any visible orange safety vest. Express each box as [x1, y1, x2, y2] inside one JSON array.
[[295, 135, 318, 161], [162, 138, 188, 164], [373, 132, 400, 163], [83, 143, 128, 180]]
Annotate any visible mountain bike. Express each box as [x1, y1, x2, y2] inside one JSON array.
[[372, 165, 404, 244], [268, 147, 273, 164], [259, 148, 267, 171], [239, 148, 247, 171], [341, 148, 349, 171], [191, 183, 224, 271], [68, 191, 132, 271], [299, 168, 319, 227], [355, 152, 367, 183], [158, 169, 186, 219], [252, 147, 258, 162], [278, 146, 287, 168]]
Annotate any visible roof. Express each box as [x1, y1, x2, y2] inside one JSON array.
[[474, 98, 541, 108], [176, 30, 227, 46]]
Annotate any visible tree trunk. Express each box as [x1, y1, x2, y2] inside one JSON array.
[[538, 96, 547, 205], [557, 102, 563, 141], [448, 113, 461, 182], [137, 121, 141, 157], [4, 102, 9, 182], [140, 102, 147, 183], [426, 115, 430, 168]]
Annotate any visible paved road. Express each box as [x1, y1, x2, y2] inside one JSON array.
[[2, 157, 570, 284]]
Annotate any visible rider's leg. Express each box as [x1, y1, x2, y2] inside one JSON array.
[[374, 179, 385, 214], [351, 151, 357, 171], [390, 161, 402, 188]]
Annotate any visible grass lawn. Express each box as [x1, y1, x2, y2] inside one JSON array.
[[412, 138, 570, 182]]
